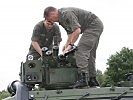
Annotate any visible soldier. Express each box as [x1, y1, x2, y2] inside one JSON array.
[[44, 6, 104, 88], [27, 19, 62, 60]]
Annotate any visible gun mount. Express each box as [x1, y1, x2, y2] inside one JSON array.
[[19, 44, 78, 90], [4, 36, 133, 100]]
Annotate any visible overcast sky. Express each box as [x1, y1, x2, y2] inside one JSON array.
[[0, 0, 133, 91]]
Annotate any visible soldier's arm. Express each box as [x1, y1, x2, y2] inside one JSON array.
[[69, 28, 81, 44], [63, 11, 81, 44], [31, 24, 42, 56], [65, 28, 80, 45], [31, 41, 42, 56], [63, 28, 81, 54], [62, 11, 81, 53]]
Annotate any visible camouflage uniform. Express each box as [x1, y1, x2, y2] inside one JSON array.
[[27, 20, 62, 60], [58, 7, 103, 78]]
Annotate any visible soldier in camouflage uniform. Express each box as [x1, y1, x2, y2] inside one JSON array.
[[44, 7, 103, 88], [27, 19, 62, 60]]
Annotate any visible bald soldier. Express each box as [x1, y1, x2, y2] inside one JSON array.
[[44, 7, 103, 88], [27, 19, 62, 60]]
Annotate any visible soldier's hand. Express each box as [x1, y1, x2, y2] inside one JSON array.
[[63, 45, 72, 55], [62, 44, 68, 52]]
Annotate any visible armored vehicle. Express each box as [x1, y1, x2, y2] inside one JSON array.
[[4, 36, 133, 100]]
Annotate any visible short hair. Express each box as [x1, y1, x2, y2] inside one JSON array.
[[44, 6, 57, 18]]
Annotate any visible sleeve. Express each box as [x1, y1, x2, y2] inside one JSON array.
[[54, 24, 62, 42], [31, 25, 41, 42], [63, 11, 81, 34]]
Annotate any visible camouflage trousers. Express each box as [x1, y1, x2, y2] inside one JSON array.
[[75, 18, 103, 78]]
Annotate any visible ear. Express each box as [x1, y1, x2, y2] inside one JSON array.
[[44, 15, 47, 19]]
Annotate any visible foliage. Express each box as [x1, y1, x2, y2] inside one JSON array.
[[96, 69, 104, 86], [0, 90, 10, 100], [104, 47, 133, 86]]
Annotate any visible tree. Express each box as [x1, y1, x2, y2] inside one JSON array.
[[105, 47, 133, 86], [0, 90, 10, 100], [96, 69, 104, 86]]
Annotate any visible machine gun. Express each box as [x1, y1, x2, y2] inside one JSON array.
[[19, 36, 78, 90]]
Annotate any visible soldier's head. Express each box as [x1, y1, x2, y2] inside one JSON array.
[[44, 19, 55, 30], [44, 6, 58, 22]]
